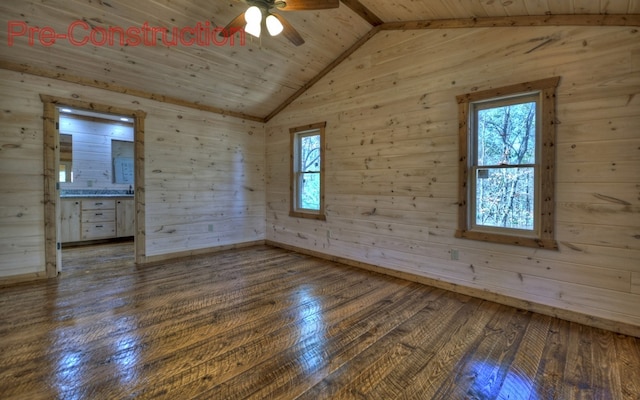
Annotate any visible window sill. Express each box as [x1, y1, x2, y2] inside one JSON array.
[[289, 211, 326, 221], [455, 229, 558, 250]]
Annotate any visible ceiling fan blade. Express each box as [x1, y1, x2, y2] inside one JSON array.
[[219, 12, 245, 38], [278, 0, 339, 11], [272, 14, 305, 46]]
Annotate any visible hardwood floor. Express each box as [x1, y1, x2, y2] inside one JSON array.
[[1, 243, 639, 399]]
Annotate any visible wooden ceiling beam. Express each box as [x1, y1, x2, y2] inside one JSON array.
[[340, 0, 384, 26], [380, 14, 640, 30]]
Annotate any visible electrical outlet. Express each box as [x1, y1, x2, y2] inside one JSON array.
[[208, 224, 214, 232], [451, 249, 459, 260], [87, 180, 93, 187]]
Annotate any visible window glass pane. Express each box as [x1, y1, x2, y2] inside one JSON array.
[[300, 134, 320, 172], [477, 101, 536, 166], [300, 172, 320, 210], [475, 167, 534, 230]]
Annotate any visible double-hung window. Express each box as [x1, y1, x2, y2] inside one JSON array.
[[290, 122, 326, 220], [456, 78, 559, 249]]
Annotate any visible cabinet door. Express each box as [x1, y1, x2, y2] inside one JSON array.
[[116, 199, 135, 237], [60, 200, 81, 242], [82, 223, 116, 240], [82, 199, 116, 210]]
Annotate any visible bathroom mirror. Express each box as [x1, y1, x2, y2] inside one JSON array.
[[112, 139, 134, 184]]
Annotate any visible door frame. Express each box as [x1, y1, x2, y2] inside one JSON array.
[[40, 94, 147, 276]]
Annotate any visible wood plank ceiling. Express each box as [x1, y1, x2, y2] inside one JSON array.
[[1, 0, 639, 122]]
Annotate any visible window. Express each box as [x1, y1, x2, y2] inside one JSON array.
[[290, 122, 326, 220], [456, 78, 560, 249]]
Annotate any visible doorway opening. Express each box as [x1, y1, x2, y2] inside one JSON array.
[[41, 95, 146, 276]]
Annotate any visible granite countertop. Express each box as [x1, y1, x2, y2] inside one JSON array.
[[60, 190, 134, 198]]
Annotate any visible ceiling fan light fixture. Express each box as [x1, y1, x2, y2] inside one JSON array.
[[266, 14, 283, 36], [244, 5, 262, 38], [245, 22, 261, 38], [244, 6, 262, 24]]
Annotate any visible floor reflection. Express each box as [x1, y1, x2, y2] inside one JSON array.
[[294, 286, 326, 374], [467, 360, 539, 400], [55, 349, 85, 400], [111, 315, 141, 385]]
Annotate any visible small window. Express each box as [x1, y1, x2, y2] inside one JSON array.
[[290, 122, 326, 220], [456, 78, 560, 249]]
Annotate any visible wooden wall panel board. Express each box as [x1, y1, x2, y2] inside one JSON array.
[[0, 233, 42, 250], [560, 93, 640, 120], [556, 202, 640, 227], [632, 273, 640, 294], [328, 202, 456, 225], [557, 117, 640, 142], [555, 223, 639, 250], [557, 140, 640, 163], [451, 248, 632, 293], [326, 121, 458, 150], [146, 180, 263, 193], [329, 155, 455, 175], [422, 224, 640, 272], [145, 200, 265, 211], [556, 161, 640, 183], [149, 128, 265, 150], [425, 227, 640, 274], [148, 219, 264, 235], [327, 193, 458, 213], [519, 275, 640, 324], [328, 153, 456, 174], [326, 216, 435, 242], [329, 180, 457, 197], [328, 168, 456, 188], [0, 245, 45, 267], [556, 183, 638, 206], [145, 209, 265, 226], [146, 194, 264, 206]]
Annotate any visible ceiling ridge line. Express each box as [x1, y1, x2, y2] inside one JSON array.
[[0, 60, 266, 123], [339, 0, 384, 26], [264, 25, 382, 122]]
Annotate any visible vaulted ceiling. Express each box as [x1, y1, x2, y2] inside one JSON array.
[[1, 0, 638, 122]]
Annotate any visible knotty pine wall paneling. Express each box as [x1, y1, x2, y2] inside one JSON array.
[[0, 70, 265, 278], [265, 26, 640, 333]]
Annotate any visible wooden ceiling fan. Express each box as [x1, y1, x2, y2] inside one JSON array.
[[220, 0, 339, 46]]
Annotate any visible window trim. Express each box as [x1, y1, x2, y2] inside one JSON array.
[[455, 77, 560, 249], [289, 122, 326, 220]]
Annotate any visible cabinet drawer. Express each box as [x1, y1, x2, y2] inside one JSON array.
[[82, 222, 116, 240], [82, 199, 115, 211], [82, 209, 115, 223]]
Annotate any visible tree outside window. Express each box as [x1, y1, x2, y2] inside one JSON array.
[[290, 122, 326, 220], [456, 78, 559, 249]]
